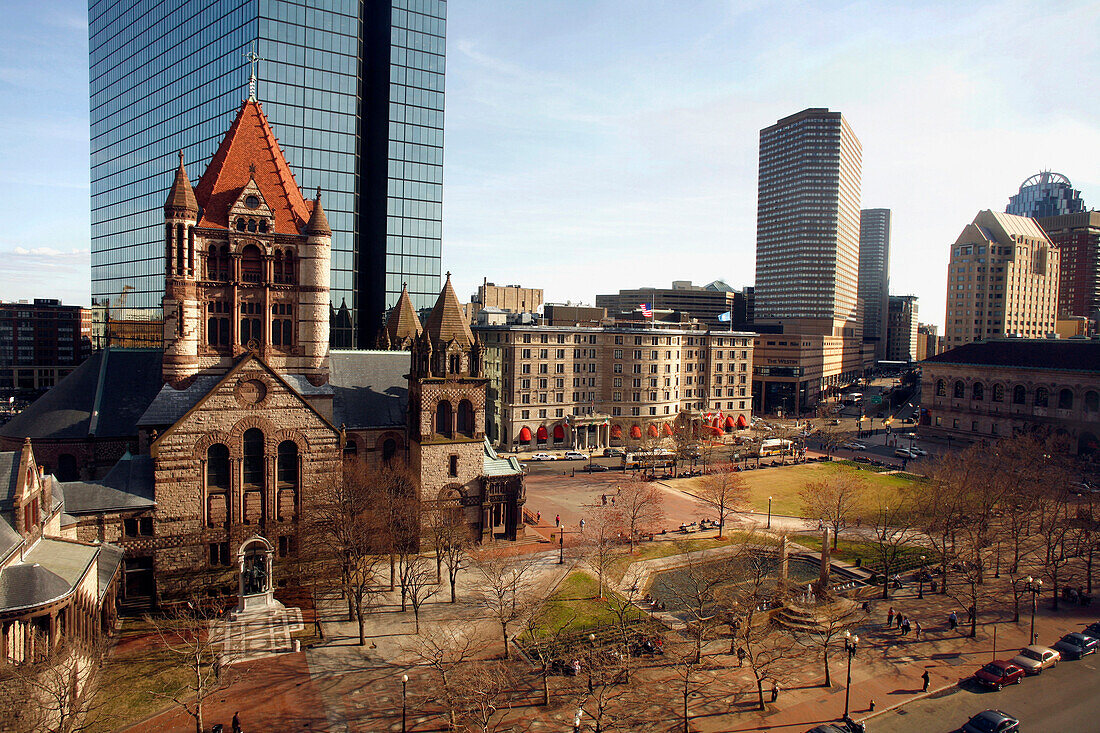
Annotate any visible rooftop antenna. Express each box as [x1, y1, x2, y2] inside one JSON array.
[[244, 41, 264, 101]]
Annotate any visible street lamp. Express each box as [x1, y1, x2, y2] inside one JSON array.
[[1025, 576, 1043, 645], [401, 673, 408, 733], [918, 555, 926, 599], [588, 633, 596, 693], [843, 631, 859, 719], [559, 524, 566, 565], [573, 708, 584, 733], [767, 496, 773, 529]]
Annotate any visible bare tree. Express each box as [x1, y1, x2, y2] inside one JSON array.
[[794, 601, 865, 687], [869, 498, 923, 600], [583, 502, 624, 601], [402, 554, 439, 633], [428, 504, 471, 603], [406, 627, 485, 729], [0, 639, 115, 733], [470, 550, 537, 659], [615, 480, 666, 553], [799, 470, 866, 550], [144, 597, 238, 733], [696, 464, 748, 539], [662, 548, 732, 663], [454, 660, 519, 733]]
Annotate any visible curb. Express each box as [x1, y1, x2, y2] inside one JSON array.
[[855, 679, 959, 722]]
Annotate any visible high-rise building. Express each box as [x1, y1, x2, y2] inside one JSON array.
[[89, 0, 445, 349], [886, 295, 918, 362], [944, 211, 1059, 347], [858, 209, 890, 361], [595, 281, 747, 328], [1006, 172, 1085, 218], [0, 300, 93, 393], [755, 108, 862, 323], [1036, 212, 1100, 327], [915, 323, 941, 362]]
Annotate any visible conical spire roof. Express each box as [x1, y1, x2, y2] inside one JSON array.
[[385, 283, 423, 345], [164, 151, 199, 215], [193, 99, 311, 234], [424, 274, 474, 347], [306, 187, 331, 236]]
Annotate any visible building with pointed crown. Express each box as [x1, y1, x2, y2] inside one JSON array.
[[378, 284, 423, 350], [2, 99, 523, 607]]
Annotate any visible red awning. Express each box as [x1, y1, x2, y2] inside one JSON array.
[[664, 423, 674, 436], [704, 425, 722, 434], [648, 423, 659, 437], [553, 424, 565, 440], [736, 414, 748, 428], [724, 415, 735, 429], [611, 425, 622, 438], [518, 426, 532, 442], [630, 425, 642, 439], [536, 426, 549, 441]]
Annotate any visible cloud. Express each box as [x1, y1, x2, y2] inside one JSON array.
[[12, 246, 87, 257]]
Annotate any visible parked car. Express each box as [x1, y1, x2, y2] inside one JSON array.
[[1010, 645, 1060, 674], [1052, 632, 1098, 659], [602, 447, 625, 457], [530, 452, 556, 461], [841, 442, 867, 450], [974, 660, 1024, 690], [1081, 621, 1100, 639], [563, 451, 587, 460], [910, 447, 928, 456], [895, 448, 917, 459], [806, 722, 865, 733], [581, 463, 608, 472], [958, 710, 1019, 733]]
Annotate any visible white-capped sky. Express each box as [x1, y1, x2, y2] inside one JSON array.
[[2, 1, 1099, 329]]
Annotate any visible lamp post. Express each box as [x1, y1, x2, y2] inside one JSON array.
[[767, 496, 773, 530], [401, 673, 408, 733], [573, 708, 584, 733], [1025, 576, 1043, 645], [559, 524, 566, 565], [588, 633, 596, 693], [918, 555, 926, 599], [843, 631, 859, 719]]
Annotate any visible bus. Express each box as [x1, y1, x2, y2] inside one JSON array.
[[622, 449, 675, 470], [759, 439, 793, 457], [841, 393, 863, 406]]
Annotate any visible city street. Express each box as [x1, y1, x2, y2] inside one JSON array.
[[874, 651, 1100, 732]]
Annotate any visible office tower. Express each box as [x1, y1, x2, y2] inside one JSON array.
[[1036, 212, 1100, 328], [0, 299, 92, 392], [755, 108, 862, 323], [858, 209, 891, 361], [944, 210, 1059, 347], [915, 323, 940, 361], [886, 295, 918, 362], [595, 281, 746, 327], [1006, 172, 1085, 218], [89, 0, 445, 349]]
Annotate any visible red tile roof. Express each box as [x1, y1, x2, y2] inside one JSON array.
[[194, 99, 313, 234]]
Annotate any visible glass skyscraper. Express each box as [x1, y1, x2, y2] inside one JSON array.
[[858, 208, 890, 361], [89, 0, 444, 349], [1006, 172, 1085, 219]]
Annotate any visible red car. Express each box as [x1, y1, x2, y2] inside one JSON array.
[[974, 660, 1025, 690]]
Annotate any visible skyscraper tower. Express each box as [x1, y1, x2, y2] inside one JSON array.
[[89, 0, 445, 350], [754, 108, 862, 323], [859, 208, 891, 362], [1006, 172, 1085, 218]]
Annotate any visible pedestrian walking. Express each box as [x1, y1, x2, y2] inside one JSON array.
[[915, 620, 922, 639], [948, 611, 958, 630], [580, 518, 586, 531], [536, 511, 541, 524], [902, 617, 911, 636], [737, 647, 746, 667], [921, 669, 930, 693], [771, 682, 780, 702], [233, 712, 242, 733], [896, 612, 903, 630], [887, 606, 895, 627], [555, 514, 560, 527]]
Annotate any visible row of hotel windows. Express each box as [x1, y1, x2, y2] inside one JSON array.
[[936, 380, 1100, 411], [501, 333, 750, 348], [510, 399, 749, 422]]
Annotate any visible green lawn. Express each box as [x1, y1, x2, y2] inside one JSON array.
[[528, 571, 645, 637], [793, 532, 936, 574], [666, 461, 921, 519]]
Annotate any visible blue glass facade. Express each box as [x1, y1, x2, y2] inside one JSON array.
[[1006, 172, 1086, 219], [89, 0, 444, 348]]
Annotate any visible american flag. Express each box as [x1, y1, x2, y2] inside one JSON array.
[[640, 303, 652, 317]]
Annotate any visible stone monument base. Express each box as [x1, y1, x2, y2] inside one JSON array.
[[232, 591, 285, 620]]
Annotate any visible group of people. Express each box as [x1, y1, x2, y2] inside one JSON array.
[[1062, 586, 1093, 607], [886, 606, 922, 639]]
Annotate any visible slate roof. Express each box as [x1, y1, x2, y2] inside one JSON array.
[[165, 151, 199, 214], [0, 348, 162, 441], [138, 375, 222, 427], [61, 453, 155, 514], [96, 543, 124, 601], [384, 284, 423, 344], [0, 538, 101, 613], [0, 451, 18, 510], [424, 274, 474, 348], [482, 438, 522, 477], [924, 339, 1100, 373], [193, 99, 313, 234], [329, 351, 409, 429], [0, 516, 20, 565]]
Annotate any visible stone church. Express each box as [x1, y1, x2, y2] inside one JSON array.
[[0, 97, 523, 605]]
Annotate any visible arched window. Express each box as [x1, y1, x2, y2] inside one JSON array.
[[343, 440, 358, 459], [1058, 389, 1074, 410], [1086, 391, 1100, 413], [282, 251, 295, 284], [247, 219, 257, 233], [992, 384, 1004, 403], [1034, 387, 1049, 407], [457, 400, 475, 437], [236, 217, 246, 231], [56, 454, 79, 482], [936, 380, 946, 397], [277, 441, 298, 489], [953, 381, 965, 399], [258, 220, 268, 233], [241, 244, 262, 283], [382, 438, 397, 463], [436, 401, 453, 438], [972, 383, 984, 401], [206, 444, 230, 489], [242, 429, 265, 488], [1012, 385, 1026, 405], [206, 245, 219, 279], [450, 353, 462, 374]]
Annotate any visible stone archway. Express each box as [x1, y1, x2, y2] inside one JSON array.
[[235, 535, 280, 615]]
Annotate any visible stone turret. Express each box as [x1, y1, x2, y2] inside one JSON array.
[[381, 283, 423, 351], [162, 152, 202, 384], [299, 188, 332, 383]]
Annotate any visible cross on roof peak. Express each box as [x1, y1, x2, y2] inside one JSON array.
[[244, 41, 264, 101]]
